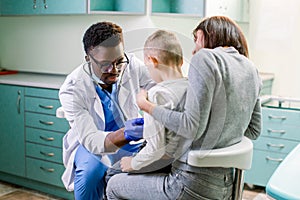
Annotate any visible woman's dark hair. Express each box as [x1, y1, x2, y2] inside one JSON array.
[[193, 16, 249, 57], [83, 21, 123, 54]]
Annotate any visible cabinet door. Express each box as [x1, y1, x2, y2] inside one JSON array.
[[40, 0, 86, 15], [0, 0, 39, 15], [0, 0, 86, 15], [245, 149, 286, 186], [0, 84, 25, 176]]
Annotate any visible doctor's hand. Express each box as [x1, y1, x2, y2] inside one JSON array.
[[124, 118, 144, 141], [120, 156, 134, 172]]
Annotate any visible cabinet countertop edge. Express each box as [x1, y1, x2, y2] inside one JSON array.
[[0, 72, 66, 89], [259, 72, 275, 81]]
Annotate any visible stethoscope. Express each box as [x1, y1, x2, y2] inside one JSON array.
[[83, 60, 127, 125]]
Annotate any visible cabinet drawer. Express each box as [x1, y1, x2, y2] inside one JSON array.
[[253, 136, 299, 154], [25, 97, 61, 115], [26, 143, 62, 163], [245, 149, 286, 186], [25, 87, 59, 99], [262, 123, 300, 141], [26, 127, 63, 148], [26, 157, 64, 187], [262, 108, 300, 126], [25, 112, 69, 132]]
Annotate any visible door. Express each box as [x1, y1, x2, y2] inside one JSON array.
[[0, 0, 86, 15], [0, 0, 39, 15], [0, 84, 25, 176], [40, 0, 86, 14]]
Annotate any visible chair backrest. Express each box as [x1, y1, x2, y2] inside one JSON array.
[[187, 136, 253, 170]]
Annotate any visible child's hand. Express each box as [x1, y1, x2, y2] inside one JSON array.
[[120, 156, 133, 172], [136, 89, 155, 114], [136, 89, 148, 110]]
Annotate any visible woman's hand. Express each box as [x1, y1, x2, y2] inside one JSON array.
[[137, 89, 155, 114], [120, 156, 134, 172]]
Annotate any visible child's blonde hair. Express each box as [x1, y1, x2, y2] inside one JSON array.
[[144, 30, 183, 66]]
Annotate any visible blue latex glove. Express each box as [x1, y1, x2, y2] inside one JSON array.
[[124, 118, 144, 141]]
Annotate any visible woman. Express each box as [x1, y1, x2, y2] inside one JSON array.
[[106, 16, 262, 200]]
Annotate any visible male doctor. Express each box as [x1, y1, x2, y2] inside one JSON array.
[[59, 21, 154, 200]]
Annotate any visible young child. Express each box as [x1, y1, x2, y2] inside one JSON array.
[[119, 30, 188, 173]]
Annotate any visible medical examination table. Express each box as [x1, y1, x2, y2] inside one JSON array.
[[266, 143, 300, 199]]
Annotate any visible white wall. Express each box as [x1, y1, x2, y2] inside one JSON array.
[[249, 0, 300, 98], [2, 0, 299, 98], [0, 15, 199, 76]]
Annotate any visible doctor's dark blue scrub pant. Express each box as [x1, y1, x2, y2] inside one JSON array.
[[74, 143, 140, 200]]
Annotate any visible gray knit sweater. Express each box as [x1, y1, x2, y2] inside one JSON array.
[[152, 47, 262, 166]]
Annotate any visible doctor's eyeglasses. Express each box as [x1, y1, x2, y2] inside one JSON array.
[[89, 53, 129, 73]]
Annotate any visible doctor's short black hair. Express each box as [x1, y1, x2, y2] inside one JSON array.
[[83, 21, 123, 54]]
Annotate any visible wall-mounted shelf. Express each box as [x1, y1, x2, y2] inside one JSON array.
[[88, 0, 146, 15], [150, 0, 249, 22], [151, 0, 204, 17]]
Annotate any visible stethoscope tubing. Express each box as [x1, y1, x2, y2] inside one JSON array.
[[83, 62, 127, 124]]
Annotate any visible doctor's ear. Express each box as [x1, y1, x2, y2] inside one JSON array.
[[85, 55, 90, 62]]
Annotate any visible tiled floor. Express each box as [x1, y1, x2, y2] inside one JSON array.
[[0, 181, 62, 200], [243, 184, 269, 200], [0, 181, 268, 200]]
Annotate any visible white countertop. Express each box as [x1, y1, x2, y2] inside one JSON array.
[[259, 72, 274, 81], [0, 71, 274, 89], [0, 72, 66, 89]]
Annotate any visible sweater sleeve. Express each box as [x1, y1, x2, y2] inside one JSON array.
[[152, 51, 216, 140], [131, 86, 183, 170], [244, 97, 262, 140]]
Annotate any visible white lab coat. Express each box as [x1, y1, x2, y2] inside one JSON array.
[[59, 54, 154, 191]]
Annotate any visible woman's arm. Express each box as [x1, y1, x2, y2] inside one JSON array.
[[244, 97, 262, 140], [138, 52, 216, 140]]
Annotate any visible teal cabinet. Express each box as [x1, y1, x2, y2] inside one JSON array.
[[0, 84, 73, 199], [260, 73, 274, 96], [0, 0, 39, 15], [39, 0, 86, 15], [245, 106, 300, 186], [24, 87, 71, 196], [0, 0, 86, 15], [0, 84, 25, 177], [260, 79, 274, 96]]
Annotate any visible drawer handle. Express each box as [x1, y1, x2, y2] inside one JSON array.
[[39, 120, 54, 125], [267, 143, 285, 148], [266, 156, 284, 162], [39, 136, 54, 141], [17, 90, 21, 114], [267, 129, 286, 134], [40, 151, 55, 157], [39, 104, 54, 109], [268, 114, 287, 120], [40, 167, 55, 172]]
